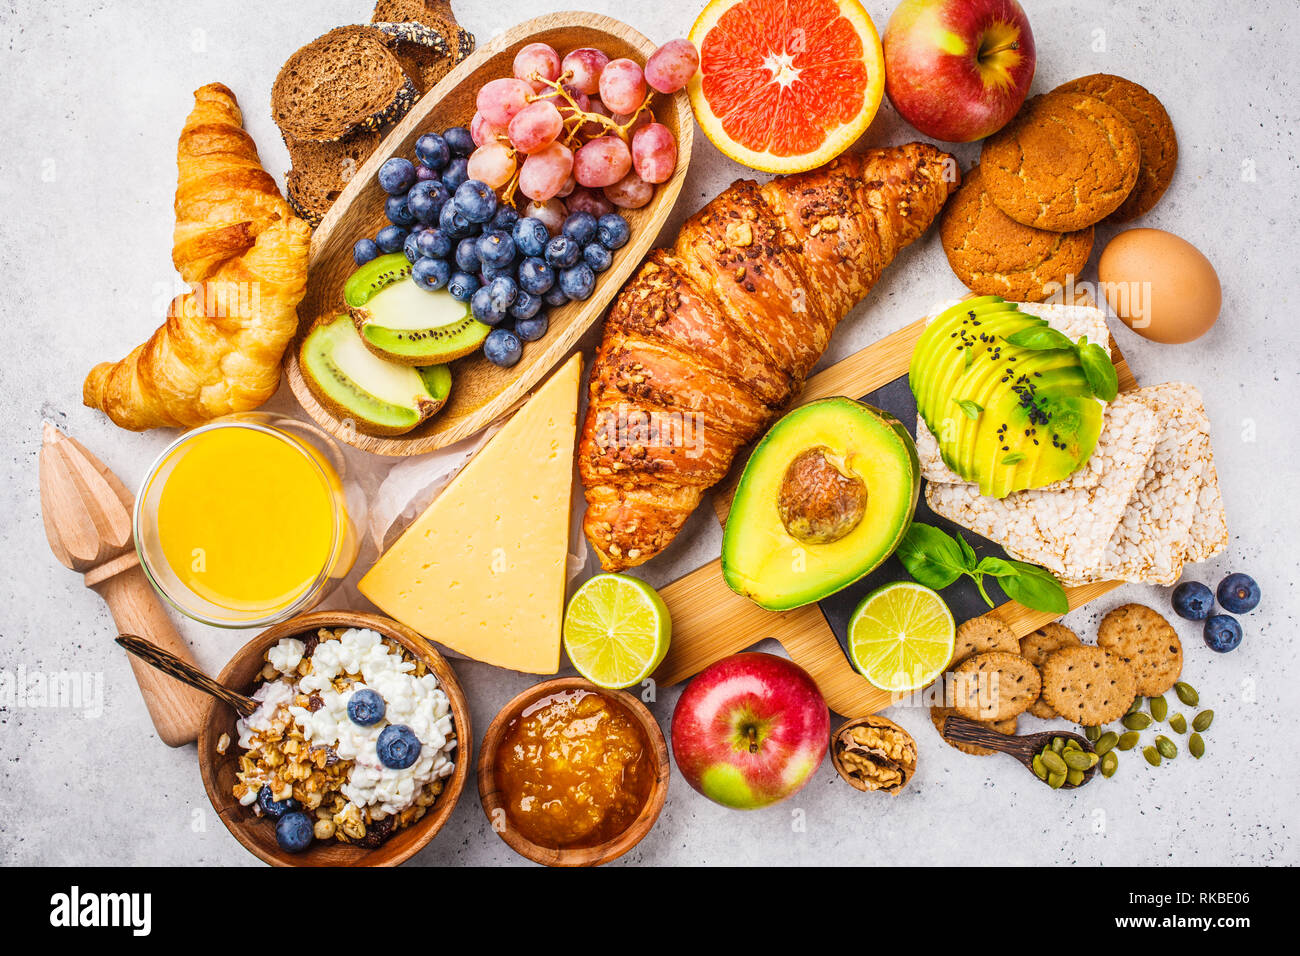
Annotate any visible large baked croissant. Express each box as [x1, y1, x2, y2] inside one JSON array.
[[580, 143, 957, 570], [84, 83, 310, 430]]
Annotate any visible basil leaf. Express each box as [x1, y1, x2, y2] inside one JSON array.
[[896, 523, 967, 590], [998, 560, 1070, 614], [1001, 451, 1026, 464], [976, 556, 1018, 578], [953, 399, 983, 420], [1004, 325, 1074, 352], [1077, 342, 1119, 402], [955, 533, 978, 571], [964, 345, 974, 369]]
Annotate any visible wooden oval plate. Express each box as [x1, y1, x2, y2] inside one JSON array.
[[286, 11, 694, 456], [198, 610, 472, 866]]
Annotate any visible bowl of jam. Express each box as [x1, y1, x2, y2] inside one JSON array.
[[477, 678, 669, 866]]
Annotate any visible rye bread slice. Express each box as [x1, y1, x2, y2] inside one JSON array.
[[372, 21, 469, 95], [273, 25, 416, 142], [285, 127, 385, 228], [372, 1, 475, 92]]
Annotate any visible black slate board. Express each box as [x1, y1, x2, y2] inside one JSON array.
[[816, 375, 1018, 653]]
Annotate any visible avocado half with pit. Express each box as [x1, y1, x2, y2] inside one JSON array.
[[722, 398, 921, 611], [909, 296, 1105, 498], [300, 314, 451, 437], [345, 253, 489, 365]]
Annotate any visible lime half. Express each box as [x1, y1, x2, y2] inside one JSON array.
[[847, 582, 955, 693], [563, 574, 672, 689]]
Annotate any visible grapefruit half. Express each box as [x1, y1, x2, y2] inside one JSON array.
[[688, 0, 886, 173]]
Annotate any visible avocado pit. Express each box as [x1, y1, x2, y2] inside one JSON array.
[[777, 446, 868, 545]]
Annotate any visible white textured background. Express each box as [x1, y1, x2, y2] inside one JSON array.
[[1, 0, 1297, 866]]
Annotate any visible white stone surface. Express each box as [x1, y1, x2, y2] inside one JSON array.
[[1, 0, 1297, 866]]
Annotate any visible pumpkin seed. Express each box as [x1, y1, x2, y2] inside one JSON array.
[[1063, 749, 1091, 771], [1095, 731, 1120, 755], [1048, 770, 1066, 789], [1175, 682, 1199, 706], [1143, 746, 1162, 767], [1127, 696, 1144, 715], [1155, 735, 1178, 759], [1051, 736, 1066, 753], [1100, 751, 1119, 777], [1042, 751, 1068, 775], [1064, 738, 1083, 752], [1033, 754, 1048, 780], [1169, 713, 1187, 734], [1084, 725, 1101, 742], [1086, 751, 1100, 769], [1193, 710, 1214, 732], [1122, 713, 1152, 731], [1189, 733, 1205, 759], [1149, 696, 1167, 722], [1118, 731, 1140, 751], [1066, 767, 1085, 786]]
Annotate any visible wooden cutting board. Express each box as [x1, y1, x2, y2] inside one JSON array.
[[649, 315, 1138, 718]]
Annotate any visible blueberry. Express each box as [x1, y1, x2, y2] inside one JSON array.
[[477, 231, 516, 269], [514, 314, 549, 342], [346, 688, 385, 726], [375, 224, 409, 255], [376, 724, 422, 770], [479, 259, 517, 283], [412, 256, 451, 291], [447, 270, 480, 303], [562, 211, 598, 246], [558, 262, 596, 300], [441, 156, 470, 192], [597, 213, 630, 249], [1171, 581, 1214, 621], [487, 275, 517, 309], [1203, 614, 1243, 653], [513, 217, 550, 257], [415, 132, 450, 170], [583, 242, 612, 273], [490, 204, 520, 234], [257, 784, 301, 820], [415, 164, 438, 182], [438, 199, 474, 239], [386, 194, 416, 226], [484, 328, 523, 367], [378, 157, 417, 195], [407, 180, 450, 225], [353, 237, 381, 266], [510, 289, 542, 320], [545, 235, 580, 269], [454, 179, 498, 224], [403, 231, 422, 263], [1216, 573, 1260, 614], [543, 284, 570, 307], [275, 811, 314, 853], [416, 228, 453, 261], [471, 285, 509, 326], [517, 256, 555, 295], [443, 125, 475, 156], [455, 236, 482, 273]]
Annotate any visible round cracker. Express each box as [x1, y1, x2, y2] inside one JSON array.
[[952, 651, 1041, 721], [1040, 645, 1138, 725], [930, 706, 1017, 757], [952, 615, 1020, 668], [1019, 622, 1083, 719], [1097, 603, 1183, 695]]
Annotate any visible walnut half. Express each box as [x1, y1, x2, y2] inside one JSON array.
[[831, 715, 918, 794]]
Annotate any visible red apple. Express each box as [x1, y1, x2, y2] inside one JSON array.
[[671, 653, 829, 810], [883, 0, 1036, 142]]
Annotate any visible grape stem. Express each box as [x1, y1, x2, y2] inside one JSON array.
[[529, 71, 655, 146]]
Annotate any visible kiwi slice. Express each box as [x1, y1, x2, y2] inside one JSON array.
[[300, 315, 451, 437], [344, 252, 489, 364]]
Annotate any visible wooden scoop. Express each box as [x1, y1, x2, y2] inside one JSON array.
[[942, 716, 1098, 789], [39, 422, 208, 746]]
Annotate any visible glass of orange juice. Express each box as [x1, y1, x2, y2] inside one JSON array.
[[134, 413, 359, 628]]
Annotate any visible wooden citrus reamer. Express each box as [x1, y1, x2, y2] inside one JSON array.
[[39, 423, 208, 746]]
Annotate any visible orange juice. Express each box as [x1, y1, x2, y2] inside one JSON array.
[[153, 426, 339, 614]]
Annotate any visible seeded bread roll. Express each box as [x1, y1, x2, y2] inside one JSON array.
[[272, 25, 416, 142]]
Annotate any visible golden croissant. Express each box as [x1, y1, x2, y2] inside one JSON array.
[[84, 83, 310, 430], [579, 143, 958, 570]]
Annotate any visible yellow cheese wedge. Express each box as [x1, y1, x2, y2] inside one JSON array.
[[359, 353, 582, 673]]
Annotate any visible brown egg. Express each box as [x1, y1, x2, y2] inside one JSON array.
[[1097, 228, 1222, 344]]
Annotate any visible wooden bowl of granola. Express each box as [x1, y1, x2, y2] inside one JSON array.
[[198, 610, 471, 866]]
